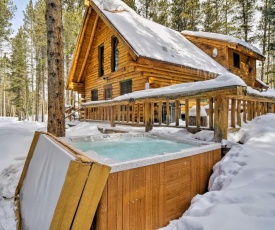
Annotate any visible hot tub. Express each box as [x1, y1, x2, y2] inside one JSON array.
[[68, 133, 221, 229]]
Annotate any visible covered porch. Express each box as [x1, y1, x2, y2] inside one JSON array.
[[71, 75, 275, 142]]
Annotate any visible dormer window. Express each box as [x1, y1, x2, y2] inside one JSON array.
[[233, 52, 240, 69], [98, 44, 104, 76], [111, 36, 119, 72]]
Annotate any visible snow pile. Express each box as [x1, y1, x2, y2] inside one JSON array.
[[189, 106, 207, 116], [193, 130, 214, 142], [66, 122, 102, 137], [247, 86, 275, 98], [182, 30, 263, 58], [2, 115, 275, 229], [161, 113, 275, 230]]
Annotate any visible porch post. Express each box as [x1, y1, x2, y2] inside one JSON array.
[[214, 96, 228, 142]]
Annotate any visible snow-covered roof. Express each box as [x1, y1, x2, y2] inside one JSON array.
[[181, 30, 264, 58], [256, 78, 269, 88], [92, 0, 228, 75], [83, 73, 246, 106]]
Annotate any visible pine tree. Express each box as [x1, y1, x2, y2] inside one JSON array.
[[256, 0, 275, 86], [46, 0, 65, 137], [63, 0, 84, 105], [24, 0, 36, 120], [151, 0, 170, 27], [33, 0, 47, 122], [170, 0, 200, 32], [8, 27, 29, 120], [123, 0, 136, 11], [0, 0, 15, 48], [137, 0, 156, 19], [0, 54, 9, 116], [233, 0, 256, 42], [201, 0, 237, 34]]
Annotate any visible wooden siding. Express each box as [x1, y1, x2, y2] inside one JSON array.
[[92, 149, 221, 230], [83, 16, 145, 101], [228, 48, 256, 87], [82, 16, 220, 102], [182, 35, 258, 87], [180, 37, 229, 69]]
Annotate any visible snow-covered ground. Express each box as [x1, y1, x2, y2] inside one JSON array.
[[1, 115, 275, 229], [161, 114, 275, 230]]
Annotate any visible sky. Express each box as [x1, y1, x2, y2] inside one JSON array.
[[11, 0, 32, 35]]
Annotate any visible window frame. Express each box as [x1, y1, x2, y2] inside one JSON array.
[[111, 36, 119, 72], [120, 79, 132, 95], [91, 89, 98, 101], [233, 52, 240, 69], [104, 84, 112, 100], [98, 43, 104, 77]]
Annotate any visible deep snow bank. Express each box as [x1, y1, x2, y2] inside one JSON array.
[[161, 114, 275, 230]]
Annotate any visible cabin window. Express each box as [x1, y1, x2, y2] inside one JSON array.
[[104, 84, 112, 100], [98, 44, 104, 76], [91, 89, 98, 101], [120, 79, 132, 95], [233, 52, 240, 69], [111, 36, 119, 72]]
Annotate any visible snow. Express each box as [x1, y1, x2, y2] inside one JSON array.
[[189, 106, 207, 116], [256, 78, 268, 88], [181, 30, 264, 58], [1, 114, 275, 229], [66, 122, 102, 137], [92, 0, 228, 75], [83, 73, 246, 106], [161, 114, 275, 230]]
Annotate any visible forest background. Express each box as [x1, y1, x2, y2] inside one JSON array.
[[0, 0, 274, 121]]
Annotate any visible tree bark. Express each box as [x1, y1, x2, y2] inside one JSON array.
[[46, 0, 65, 137]]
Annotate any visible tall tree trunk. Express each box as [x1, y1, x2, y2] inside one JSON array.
[[35, 50, 40, 121], [261, 0, 269, 81], [42, 49, 46, 123], [46, 0, 65, 137]]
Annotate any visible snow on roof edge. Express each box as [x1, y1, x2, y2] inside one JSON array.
[[182, 30, 264, 58], [82, 73, 247, 107], [256, 78, 269, 88], [92, 0, 229, 75]]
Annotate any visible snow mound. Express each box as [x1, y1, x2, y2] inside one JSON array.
[[189, 106, 207, 116], [193, 130, 214, 142], [66, 122, 102, 137], [161, 114, 275, 230]]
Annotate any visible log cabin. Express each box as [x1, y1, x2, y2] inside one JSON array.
[[66, 0, 266, 119], [67, 0, 228, 101], [181, 31, 266, 90]]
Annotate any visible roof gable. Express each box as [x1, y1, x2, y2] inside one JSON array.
[[91, 0, 228, 75], [181, 30, 265, 60]]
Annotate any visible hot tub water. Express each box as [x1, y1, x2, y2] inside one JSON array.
[[71, 137, 194, 162]]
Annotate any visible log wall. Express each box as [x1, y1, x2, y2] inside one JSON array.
[[182, 35, 257, 88], [228, 48, 256, 87], [73, 9, 220, 102], [92, 149, 221, 230]]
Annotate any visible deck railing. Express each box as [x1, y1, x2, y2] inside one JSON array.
[[78, 85, 275, 142]]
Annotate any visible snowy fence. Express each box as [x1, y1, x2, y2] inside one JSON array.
[[79, 84, 275, 142]]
